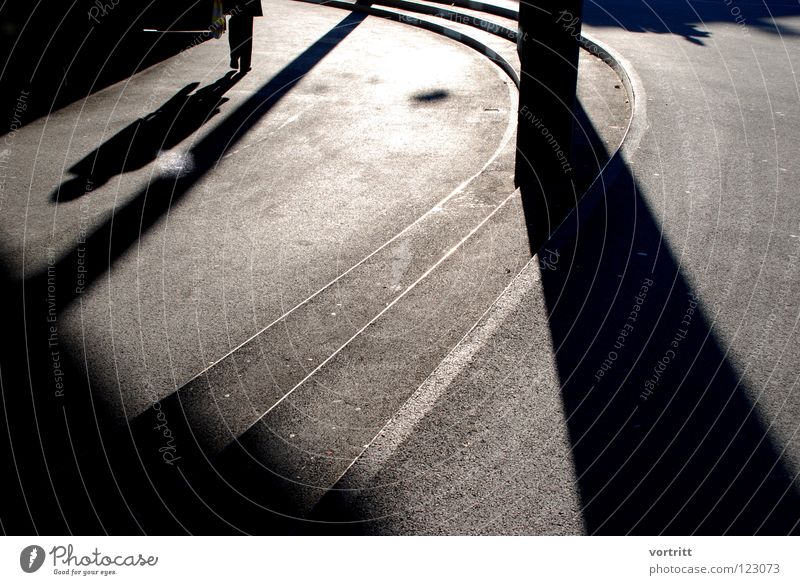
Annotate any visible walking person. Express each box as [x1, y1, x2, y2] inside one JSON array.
[[224, 0, 263, 73]]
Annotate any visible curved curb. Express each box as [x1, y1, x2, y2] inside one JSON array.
[[542, 31, 648, 248], [293, 2, 648, 219], [419, 0, 519, 21], [580, 31, 648, 158], [371, 0, 519, 46], [312, 34, 650, 516], [295, 0, 521, 86]]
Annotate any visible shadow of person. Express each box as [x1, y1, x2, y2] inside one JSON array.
[[0, 12, 369, 536], [52, 71, 239, 202]]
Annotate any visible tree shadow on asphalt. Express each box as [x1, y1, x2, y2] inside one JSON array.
[[0, 11, 368, 535], [535, 105, 800, 535], [583, 0, 800, 46]]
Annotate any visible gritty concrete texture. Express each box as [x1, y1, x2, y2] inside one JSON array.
[[157, 39, 629, 533], [3, 0, 713, 536], [314, 264, 586, 535], [1, 0, 515, 425], [313, 0, 800, 535]]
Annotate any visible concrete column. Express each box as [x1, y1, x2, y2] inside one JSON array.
[[515, 1, 584, 245]]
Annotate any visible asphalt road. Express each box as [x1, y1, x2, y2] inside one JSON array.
[[0, 0, 543, 534], [3, 0, 797, 535], [314, 0, 800, 534], [580, 0, 800, 498]]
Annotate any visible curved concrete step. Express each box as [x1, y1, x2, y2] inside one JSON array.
[[423, 0, 519, 20], [297, 0, 521, 85], [122, 3, 525, 531], [124, 1, 633, 532], [379, 0, 520, 33], [131, 99, 521, 456], [128, 0, 527, 455], [368, 0, 519, 48]]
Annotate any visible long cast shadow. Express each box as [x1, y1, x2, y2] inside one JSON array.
[[52, 75, 236, 202], [539, 110, 800, 534], [303, 99, 800, 535], [0, 11, 368, 535]]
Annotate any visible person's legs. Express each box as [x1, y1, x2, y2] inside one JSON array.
[[228, 15, 244, 69], [228, 14, 254, 71], [238, 16, 254, 71]]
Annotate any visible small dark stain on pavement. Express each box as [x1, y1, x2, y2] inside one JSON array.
[[411, 89, 450, 103]]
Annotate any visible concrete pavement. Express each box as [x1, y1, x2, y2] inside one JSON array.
[[315, 0, 800, 535], [7, 0, 779, 537]]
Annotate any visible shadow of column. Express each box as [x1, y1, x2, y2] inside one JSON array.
[[539, 109, 800, 534], [300, 100, 800, 536]]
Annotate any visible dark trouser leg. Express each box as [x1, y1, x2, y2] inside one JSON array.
[[228, 16, 240, 68], [228, 15, 254, 70]]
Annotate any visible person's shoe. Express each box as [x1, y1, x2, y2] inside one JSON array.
[[229, 58, 238, 69]]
